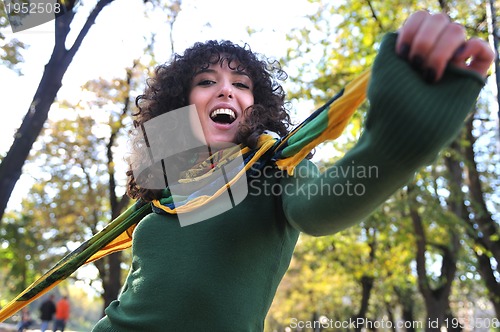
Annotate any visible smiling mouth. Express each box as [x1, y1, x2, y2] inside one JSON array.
[[210, 108, 236, 124]]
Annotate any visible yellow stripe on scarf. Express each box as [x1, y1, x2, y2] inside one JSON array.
[[276, 70, 370, 175], [152, 135, 277, 214]]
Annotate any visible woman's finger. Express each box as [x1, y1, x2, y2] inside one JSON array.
[[451, 38, 495, 78], [423, 22, 466, 82], [408, 12, 450, 70], [396, 10, 429, 58]]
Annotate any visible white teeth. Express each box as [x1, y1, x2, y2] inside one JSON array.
[[210, 108, 236, 121]]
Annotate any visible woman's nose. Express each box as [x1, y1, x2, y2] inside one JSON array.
[[218, 81, 233, 98]]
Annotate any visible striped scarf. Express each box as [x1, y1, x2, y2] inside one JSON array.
[[0, 69, 370, 322]]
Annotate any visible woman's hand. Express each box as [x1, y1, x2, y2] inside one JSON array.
[[396, 10, 495, 83]]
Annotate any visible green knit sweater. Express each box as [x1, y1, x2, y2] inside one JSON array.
[[91, 33, 485, 332]]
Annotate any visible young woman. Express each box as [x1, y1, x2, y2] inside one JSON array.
[[91, 11, 494, 331]]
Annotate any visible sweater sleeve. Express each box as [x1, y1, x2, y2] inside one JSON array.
[[282, 32, 485, 236]]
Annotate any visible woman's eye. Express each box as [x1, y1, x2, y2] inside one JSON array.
[[197, 80, 215, 86], [234, 82, 250, 89]]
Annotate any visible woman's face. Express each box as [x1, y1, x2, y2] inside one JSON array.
[[188, 59, 254, 148]]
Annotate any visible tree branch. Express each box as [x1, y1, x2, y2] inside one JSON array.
[[365, 0, 384, 31], [66, 0, 115, 64]]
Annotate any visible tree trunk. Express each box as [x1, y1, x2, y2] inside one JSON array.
[[487, 0, 500, 138], [443, 119, 500, 317], [311, 311, 321, 332], [353, 226, 376, 332], [385, 302, 396, 332], [463, 117, 500, 260], [463, 116, 500, 316], [408, 185, 460, 331], [0, 0, 114, 224], [475, 251, 500, 316], [401, 308, 416, 332], [100, 251, 123, 313], [395, 286, 416, 332], [355, 275, 374, 330]]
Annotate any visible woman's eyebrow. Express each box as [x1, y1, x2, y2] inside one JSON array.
[[193, 68, 216, 77], [193, 68, 251, 78], [232, 70, 251, 79]]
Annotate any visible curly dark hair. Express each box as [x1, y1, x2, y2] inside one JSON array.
[[126, 40, 291, 201]]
